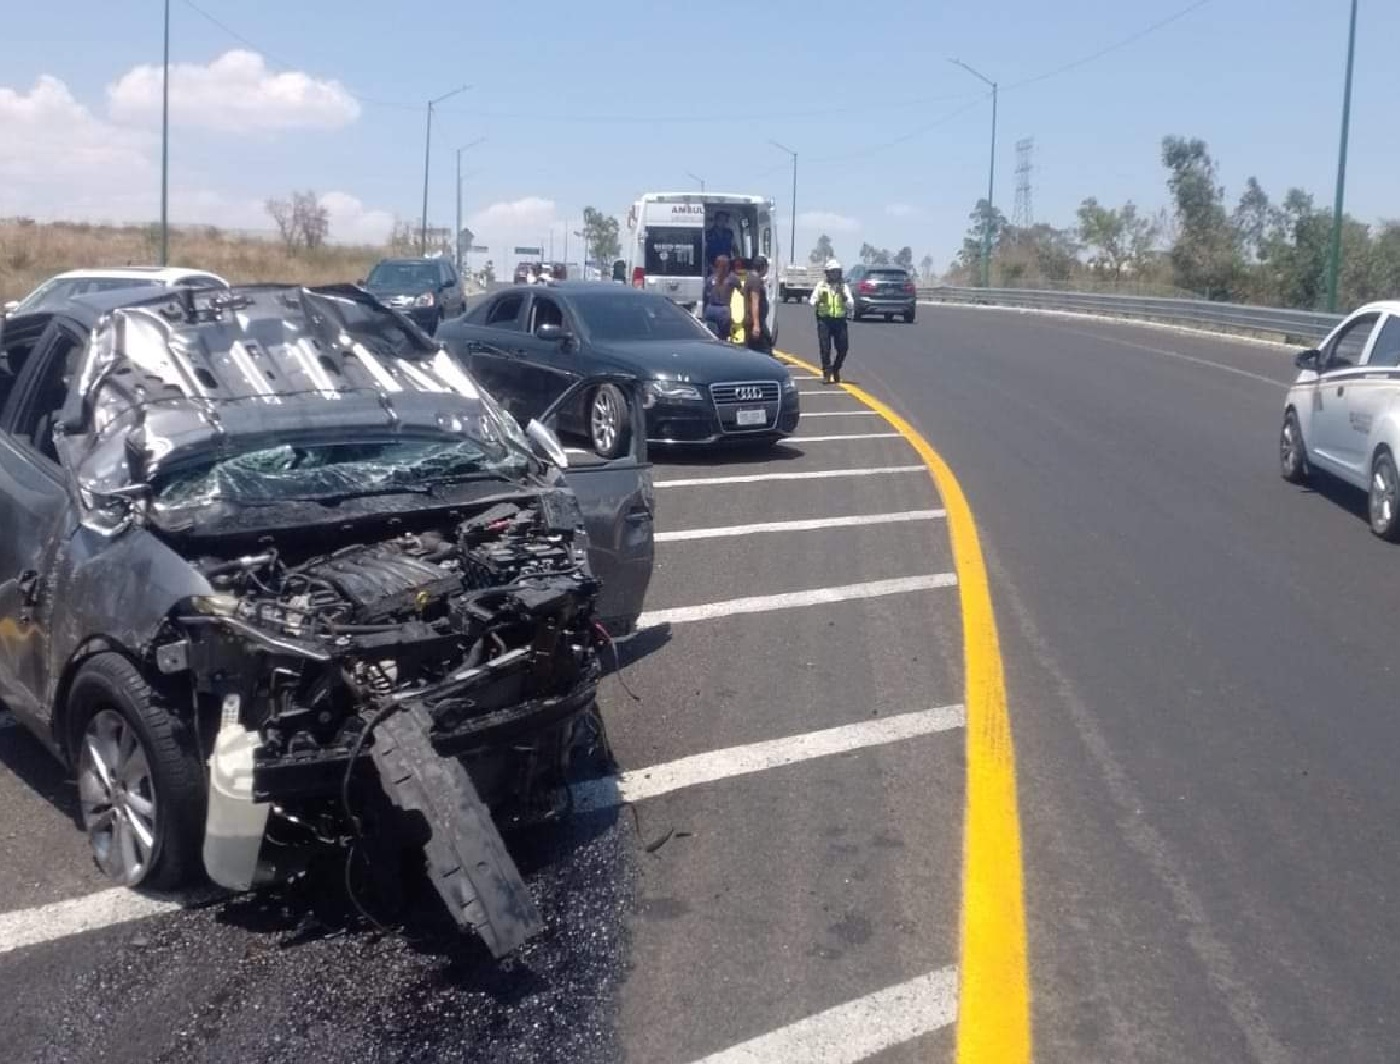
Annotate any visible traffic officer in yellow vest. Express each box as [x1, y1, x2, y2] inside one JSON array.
[[809, 259, 855, 384]]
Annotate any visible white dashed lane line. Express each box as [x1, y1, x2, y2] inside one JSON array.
[[572, 704, 965, 812], [798, 410, 883, 418], [635, 573, 957, 629], [785, 433, 901, 443], [0, 887, 224, 956], [653, 465, 926, 489], [653, 509, 946, 543], [686, 966, 958, 1064]]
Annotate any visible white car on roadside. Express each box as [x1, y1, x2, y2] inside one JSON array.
[[1280, 300, 1400, 538], [3, 266, 229, 317]]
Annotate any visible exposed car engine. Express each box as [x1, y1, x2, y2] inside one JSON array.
[[168, 492, 610, 955]]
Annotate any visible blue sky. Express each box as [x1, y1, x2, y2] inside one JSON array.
[[2, 0, 1396, 271]]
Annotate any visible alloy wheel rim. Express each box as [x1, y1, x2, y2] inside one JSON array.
[[592, 391, 618, 453], [78, 708, 158, 886], [1281, 419, 1300, 474], [1372, 460, 1397, 532]]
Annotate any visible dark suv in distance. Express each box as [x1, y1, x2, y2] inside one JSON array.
[[360, 257, 465, 335], [847, 265, 918, 323]]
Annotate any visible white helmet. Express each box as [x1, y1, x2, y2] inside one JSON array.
[[824, 258, 842, 271]]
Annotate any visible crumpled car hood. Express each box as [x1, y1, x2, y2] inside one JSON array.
[[58, 288, 512, 497]]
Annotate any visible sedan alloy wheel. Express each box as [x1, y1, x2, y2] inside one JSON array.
[[78, 708, 160, 886], [1370, 450, 1400, 541]]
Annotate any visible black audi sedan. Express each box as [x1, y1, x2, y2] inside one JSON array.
[[437, 283, 801, 457]]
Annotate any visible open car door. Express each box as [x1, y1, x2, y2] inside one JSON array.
[[535, 375, 654, 635]]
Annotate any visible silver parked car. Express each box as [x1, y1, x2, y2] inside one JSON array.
[[1280, 300, 1400, 538], [0, 283, 654, 956]]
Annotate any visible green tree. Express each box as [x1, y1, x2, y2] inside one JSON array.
[[894, 246, 914, 270], [860, 243, 893, 265], [1370, 222, 1400, 303], [582, 207, 621, 266], [920, 253, 934, 279], [958, 199, 1008, 272], [810, 234, 835, 264], [1233, 177, 1271, 263], [1161, 136, 1239, 298], [999, 224, 1079, 286], [1077, 198, 1157, 281]]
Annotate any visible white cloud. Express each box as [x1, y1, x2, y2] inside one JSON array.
[[107, 50, 360, 133], [886, 203, 923, 218], [0, 72, 393, 244], [797, 210, 859, 233], [320, 191, 394, 244], [0, 75, 152, 202], [466, 197, 566, 259]]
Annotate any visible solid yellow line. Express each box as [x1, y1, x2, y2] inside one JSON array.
[[775, 352, 1031, 1063]]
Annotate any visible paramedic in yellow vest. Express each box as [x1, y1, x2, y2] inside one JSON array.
[[809, 259, 854, 384]]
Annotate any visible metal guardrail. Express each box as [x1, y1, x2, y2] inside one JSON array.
[[918, 285, 1343, 345]]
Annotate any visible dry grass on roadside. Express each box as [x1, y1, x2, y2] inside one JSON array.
[[0, 219, 387, 303]]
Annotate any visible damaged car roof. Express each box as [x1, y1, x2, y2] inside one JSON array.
[[53, 284, 518, 496]]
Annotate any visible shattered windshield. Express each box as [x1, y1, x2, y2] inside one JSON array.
[[154, 436, 532, 510]]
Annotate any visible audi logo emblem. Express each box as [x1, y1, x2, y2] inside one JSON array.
[[735, 386, 764, 401]]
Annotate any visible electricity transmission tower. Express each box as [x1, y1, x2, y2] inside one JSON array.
[[1012, 137, 1035, 230]]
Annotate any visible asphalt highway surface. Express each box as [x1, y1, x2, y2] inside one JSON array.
[[3, 299, 1397, 1062], [775, 303, 1400, 1063]]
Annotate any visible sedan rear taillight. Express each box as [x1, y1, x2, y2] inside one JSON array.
[[859, 280, 876, 293], [903, 282, 917, 294]]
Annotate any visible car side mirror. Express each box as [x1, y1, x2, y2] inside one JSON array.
[[1295, 348, 1322, 370], [536, 322, 570, 345], [524, 418, 570, 468], [355, 278, 365, 287]]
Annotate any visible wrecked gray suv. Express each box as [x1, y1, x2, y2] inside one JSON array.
[[0, 283, 654, 956]]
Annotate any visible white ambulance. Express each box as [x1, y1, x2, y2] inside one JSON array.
[[623, 192, 778, 338]]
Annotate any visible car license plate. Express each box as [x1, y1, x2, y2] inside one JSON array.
[[736, 407, 767, 427]]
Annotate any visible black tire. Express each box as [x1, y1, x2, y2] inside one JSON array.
[[1369, 449, 1400, 542], [370, 707, 543, 957], [903, 311, 916, 324], [884, 314, 893, 323], [588, 383, 631, 460], [1279, 409, 1309, 484], [69, 653, 205, 890], [852, 311, 864, 322]]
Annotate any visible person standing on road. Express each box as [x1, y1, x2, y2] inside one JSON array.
[[702, 254, 739, 340], [744, 254, 774, 355], [810, 259, 854, 383]]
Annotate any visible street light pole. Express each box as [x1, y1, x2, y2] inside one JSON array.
[[769, 141, 798, 265], [687, 171, 706, 193], [160, 0, 170, 266], [1325, 0, 1360, 314], [454, 137, 485, 276], [950, 59, 998, 288], [420, 84, 471, 255]]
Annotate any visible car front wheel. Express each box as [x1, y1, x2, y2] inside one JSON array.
[[71, 653, 205, 890], [589, 383, 631, 460], [1279, 409, 1309, 484], [1370, 449, 1400, 541]]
